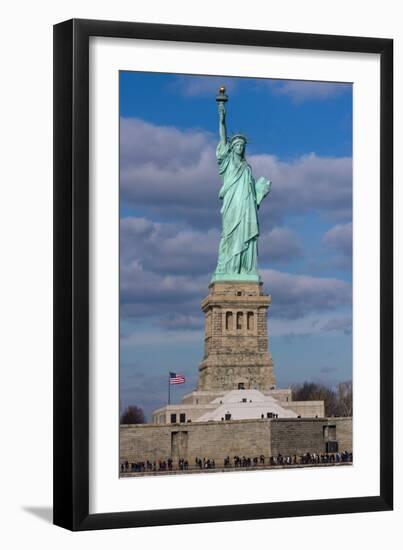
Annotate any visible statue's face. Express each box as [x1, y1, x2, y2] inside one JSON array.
[[233, 140, 246, 156]]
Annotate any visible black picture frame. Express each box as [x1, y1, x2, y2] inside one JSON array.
[[53, 18, 393, 531]]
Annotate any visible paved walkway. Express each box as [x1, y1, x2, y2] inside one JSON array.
[[120, 461, 353, 477]]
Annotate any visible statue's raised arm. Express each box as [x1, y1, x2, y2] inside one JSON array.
[[216, 86, 228, 144]]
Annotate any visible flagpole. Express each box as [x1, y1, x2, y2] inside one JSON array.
[[168, 372, 171, 405]]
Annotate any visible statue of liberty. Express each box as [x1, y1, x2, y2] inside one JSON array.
[[212, 87, 272, 282]]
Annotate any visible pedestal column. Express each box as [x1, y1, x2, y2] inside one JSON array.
[[197, 281, 276, 391]]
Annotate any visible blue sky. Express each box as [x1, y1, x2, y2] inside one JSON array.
[[119, 72, 353, 420]]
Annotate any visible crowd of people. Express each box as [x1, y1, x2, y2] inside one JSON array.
[[121, 450, 352, 473], [121, 458, 181, 473], [225, 455, 266, 467], [268, 450, 352, 466], [195, 457, 216, 469]]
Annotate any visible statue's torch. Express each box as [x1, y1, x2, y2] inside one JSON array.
[[216, 85, 228, 104], [216, 85, 228, 109]]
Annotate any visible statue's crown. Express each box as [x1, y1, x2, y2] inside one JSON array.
[[230, 133, 248, 145]]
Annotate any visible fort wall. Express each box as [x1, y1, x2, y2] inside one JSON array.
[[120, 417, 352, 467]]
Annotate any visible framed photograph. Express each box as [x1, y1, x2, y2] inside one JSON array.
[[53, 18, 393, 530]]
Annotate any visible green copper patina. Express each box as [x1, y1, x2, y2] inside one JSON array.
[[212, 87, 272, 283]]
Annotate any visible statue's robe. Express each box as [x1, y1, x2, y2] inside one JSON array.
[[213, 141, 266, 278]]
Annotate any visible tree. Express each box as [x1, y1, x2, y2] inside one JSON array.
[[120, 405, 146, 424], [291, 381, 353, 417], [291, 382, 338, 416], [336, 381, 353, 417]]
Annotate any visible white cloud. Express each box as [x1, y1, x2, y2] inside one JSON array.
[[259, 226, 302, 263], [120, 260, 351, 323], [261, 268, 351, 320], [121, 216, 302, 277], [120, 118, 352, 227], [323, 222, 352, 256], [266, 80, 351, 103], [250, 152, 352, 223], [120, 217, 218, 276], [120, 259, 208, 319]]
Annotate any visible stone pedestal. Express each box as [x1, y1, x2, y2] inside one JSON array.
[[197, 281, 276, 391]]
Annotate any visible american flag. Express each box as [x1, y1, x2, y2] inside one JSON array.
[[169, 372, 186, 385]]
